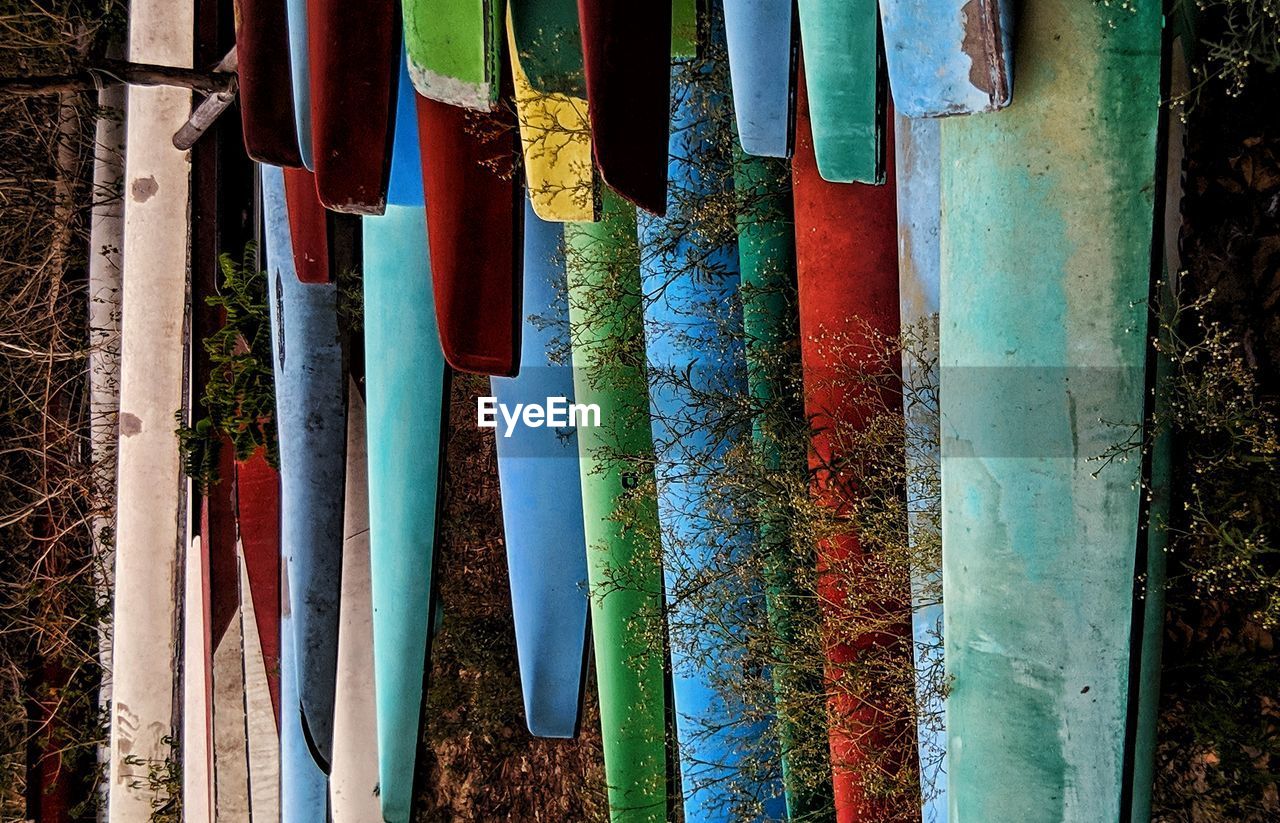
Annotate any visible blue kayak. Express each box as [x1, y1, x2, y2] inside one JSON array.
[[894, 113, 947, 822], [637, 35, 785, 820], [284, 0, 314, 168], [878, 0, 1013, 118], [263, 163, 346, 773], [362, 57, 448, 823], [722, 0, 795, 158], [491, 199, 590, 738], [281, 563, 329, 822]]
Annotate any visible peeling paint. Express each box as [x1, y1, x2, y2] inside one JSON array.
[[129, 175, 158, 202], [118, 411, 143, 436]]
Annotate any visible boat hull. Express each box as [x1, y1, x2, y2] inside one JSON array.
[[284, 0, 314, 168], [234, 0, 303, 166], [723, 0, 795, 158], [402, 0, 503, 109]]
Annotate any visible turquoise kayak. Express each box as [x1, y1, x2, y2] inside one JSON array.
[[637, 29, 785, 819], [284, 0, 313, 169], [263, 163, 346, 773], [938, 3, 1162, 819], [894, 113, 946, 822], [362, 57, 448, 823], [722, 0, 795, 158], [490, 199, 590, 738]]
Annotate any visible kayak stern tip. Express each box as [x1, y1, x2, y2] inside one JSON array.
[[409, 62, 497, 112]]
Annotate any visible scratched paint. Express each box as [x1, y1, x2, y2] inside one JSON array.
[[263, 164, 347, 775], [795, 0, 884, 183], [938, 2, 1162, 820], [894, 113, 947, 823], [402, 0, 503, 110], [878, 0, 1013, 118], [723, 0, 795, 158]]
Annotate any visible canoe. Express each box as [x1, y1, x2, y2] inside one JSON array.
[[281, 562, 329, 822], [877, 0, 1013, 118], [892, 113, 946, 822], [239, 548, 281, 821], [937, 3, 1162, 819], [637, 45, 785, 819], [507, 6, 597, 223], [565, 190, 668, 822], [307, 0, 398, 213], [263, 163, 348, 774], [402, 0, 503, 109], [671, 0, 697, 57], [330, 385, 381, 822], [234, 0, 303, 166], [364, 71, 449, 822], [491, 199, 591, 738], [576, 0, 671, 214], [284, 0, 314, 168], [416, 92, 523, 377], [107, 2, 193, 817], [510, 0, 585, 95], [182, 534, 214, 823], [734, 152, 832, 817], [283, 167, 329, 284], [794, 0, 884, 183], [723, 0, 795, 158], [235, 450, 282, 723], [793, 79, 915, 822]]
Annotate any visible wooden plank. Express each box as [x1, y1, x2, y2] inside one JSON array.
[[723, 0, 795, 158], [238, 547, 281, 821], [878, 0, 1013, 117], [402, 0, 503, 109], [937, 3, 1162, 819], [182, 534, 214, 823]]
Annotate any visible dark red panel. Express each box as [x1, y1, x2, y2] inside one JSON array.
[[282, 167, 331, 284], [234, 0, 303, 167], [415, 93, 522, 377], [208, 437, 240, 649], [236, 449, 282, 725]]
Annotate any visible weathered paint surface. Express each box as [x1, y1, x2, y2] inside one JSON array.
[[235, 0, 303, 166], [509, 14, 597, 223], [938, 3, 1162, 820], [403, 0, 503, 109], [894, 113, 947, 822], [264, 164, 347, 775], [794, 0, 883, 183], [878, 0, 1013, 118], [491, 200, 591, 738], [284, 0, 314, 168], [280, 562, 328, 822], [577, 0, 671, 214], [307, 0, 398, 212], [235, 451, 282, 723], [510, 0, 586, 95], [723, 0, 794, 158], [638, 45, 786, 820], [363, 93, 447, 819], [565, 191, 668, 822]]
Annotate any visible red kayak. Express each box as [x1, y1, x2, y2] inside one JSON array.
[[236, 450, 282, 722], [415, 94, 522, 377], [233, 0, 302, 167], [306, 0, 398, 213], [792, 72, 916, 821], [283, 167, 331, 285], [576, 0, 670, 215]]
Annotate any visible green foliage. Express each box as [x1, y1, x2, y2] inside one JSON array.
[[176, 244, 278, 491], [121, 734, 180, 823]]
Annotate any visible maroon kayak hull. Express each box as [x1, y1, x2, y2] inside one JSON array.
[[415, 94, 523, 377], [576, 0, 671, 215], [306, 0, 398, 213], [237, 450, 282, 724], [234, 0, 303, 167], [282, 167, 332, 285]]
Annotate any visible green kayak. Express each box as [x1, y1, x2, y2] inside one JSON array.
[[565, 189, 668, 823], [402, 0, 503, 110], [938, 3, 1162, 820]]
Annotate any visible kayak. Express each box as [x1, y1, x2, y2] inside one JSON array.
[[282, 168, 329, 284], [794, 1, 884, 183], [937, 3, 1162, 819], [722, 0, 795, 158], [281, 562, 329, 822], [637, 41, 784, 819], [182, 534, 213, 823], [264, 163, 348, 775], [893, 113, 946, 822], [107, 1, 193, 817], [576, 0, 671, 214], [877, 0, 1013, 118], [507, 6, 597, 223], [671, 0, 697, 57], [793, 80, 915, 822], [364, 67, 449, 822], [491, 199, 591, 738], [239, 548, 281, 821], [565, 190, 668, 822], [235, 450, 282, 723], [416, 92, 523, 377], [307, 0, 398, 213], [509, 0, 587, 95], [734, 152, 832, 818], [402, 0, 503, 109], [284, 0, 314, 168], [234, 0, 303, 166], [330, 385, 381, 822]]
